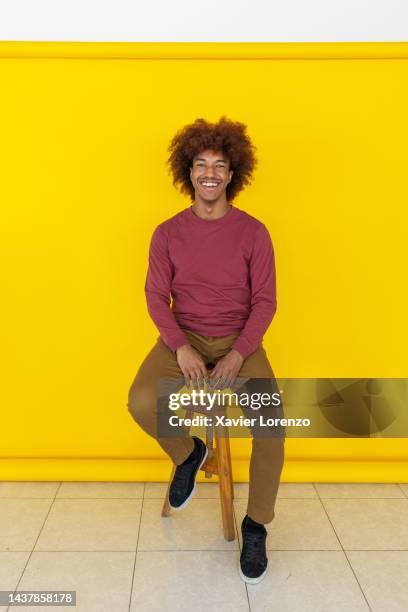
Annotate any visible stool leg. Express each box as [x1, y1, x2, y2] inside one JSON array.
[[161, 464, 175, 517], [205, 424, 213, 479], [215, 428, 235, 541]]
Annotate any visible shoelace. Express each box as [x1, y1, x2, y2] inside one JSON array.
[[242, 530, 266, 566]]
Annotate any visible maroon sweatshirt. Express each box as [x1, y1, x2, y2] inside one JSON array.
[[144, 204, 277, 360]]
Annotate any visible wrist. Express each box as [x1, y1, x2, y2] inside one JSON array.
[[230, 348, 244, 361], [176, 343, 190, 355]]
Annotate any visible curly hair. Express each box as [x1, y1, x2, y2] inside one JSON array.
[[167, 116, 258, 203]]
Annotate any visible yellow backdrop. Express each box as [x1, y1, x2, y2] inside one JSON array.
[[1, 42, 407, 482]]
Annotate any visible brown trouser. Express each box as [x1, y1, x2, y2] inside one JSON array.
[[127, 330, 285, 524]]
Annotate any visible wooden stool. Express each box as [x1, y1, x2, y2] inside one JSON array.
[[161, 374, 235, 541]]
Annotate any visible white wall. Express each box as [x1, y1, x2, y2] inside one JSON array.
[[0, 0, 407, 42]]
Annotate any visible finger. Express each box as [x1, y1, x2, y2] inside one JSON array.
[[223, 375, 232, 389], [183, 369, 191, 388], [213, 367, 226, 386], [191, 368, 202, 391], [189, 373, 197, 391], [220, 371, 232, 389], [194, 364, 206, 391], [206, 374, 216, 391], [185, 369, 195, 390], [212, 376, 223, 389], [198, 362, 208, 380], [227, 371, 237, 388]]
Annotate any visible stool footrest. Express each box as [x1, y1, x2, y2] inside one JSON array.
[[200, 456, 218, 475]]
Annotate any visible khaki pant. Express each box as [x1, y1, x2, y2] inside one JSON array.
[[127, 330, 285, 524]]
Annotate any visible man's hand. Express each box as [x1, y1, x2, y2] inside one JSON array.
[[176, 344, 208, 388], [209, 349, 244, 389]]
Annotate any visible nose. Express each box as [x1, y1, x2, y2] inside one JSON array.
[[203, 166, 217, 177]]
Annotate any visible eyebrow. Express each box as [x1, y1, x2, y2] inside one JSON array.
[[194, 157, 227, 163]]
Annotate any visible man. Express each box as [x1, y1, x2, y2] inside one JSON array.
[[127, 116, 285, 584]]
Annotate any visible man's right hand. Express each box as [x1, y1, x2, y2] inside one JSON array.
[[176, 344, 208, 388]]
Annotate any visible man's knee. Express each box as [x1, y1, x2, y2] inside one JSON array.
[[127, 379, 155, 425]]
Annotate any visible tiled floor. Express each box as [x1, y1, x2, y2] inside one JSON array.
[[0, 481, 408, 611]]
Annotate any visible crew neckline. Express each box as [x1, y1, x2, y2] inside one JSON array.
[[187, 204, 237, 226]]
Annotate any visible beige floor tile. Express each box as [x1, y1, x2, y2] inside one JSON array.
[[0, 551, 30, 589], [234, 498, 341, 551], [0, 481, 60, 498], [322, 499, 408, 550], [57, 481, 144, 498], [315, 483, 405, 499], [16, 551, 134, 612], [277, 483, 318, 498], [246, 551, 369, 612], [347, 551, 408, 612], [130, 551, 248, 612], [34, 499, 142, 552], [138, 499, 239, 551], [0, 499, 53, 551]]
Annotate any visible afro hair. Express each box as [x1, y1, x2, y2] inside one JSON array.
[[167, 116, 258, 202]]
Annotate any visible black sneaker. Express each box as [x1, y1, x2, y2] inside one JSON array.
[[239, 514, 268, 584], [168, 436, 208, 511]]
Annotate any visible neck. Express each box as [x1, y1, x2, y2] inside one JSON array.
[[191, 199, 231, 221]]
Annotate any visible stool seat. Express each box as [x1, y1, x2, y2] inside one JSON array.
[[161, 371, 235, 541]]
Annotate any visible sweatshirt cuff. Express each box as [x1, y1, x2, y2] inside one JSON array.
[[231, 336, 256, 361], [166, 331, 190, 353]]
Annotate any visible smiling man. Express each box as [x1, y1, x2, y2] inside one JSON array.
[[127, 116, 285, 584]]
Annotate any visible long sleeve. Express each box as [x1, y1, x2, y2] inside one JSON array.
[[231, 223, 277, 360], [144, 224, 190, 352]]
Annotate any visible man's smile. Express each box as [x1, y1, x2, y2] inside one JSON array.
[[199, 180, 221, 191]]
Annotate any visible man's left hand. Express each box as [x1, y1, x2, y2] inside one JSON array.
[[208, 349, 244, 389]]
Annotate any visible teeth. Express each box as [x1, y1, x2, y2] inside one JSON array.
[[202, 182, 218, 187]]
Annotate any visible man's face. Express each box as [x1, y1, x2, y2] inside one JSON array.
[[190, 149, 233, 203]]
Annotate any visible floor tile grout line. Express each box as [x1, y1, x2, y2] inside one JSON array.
[[33, 494, 408, 499], [233, 504, 242, 553], [3, 495, 407, 500], [4, 548, 408, 553], [397, 483, 408, 498], [128, 482, 146, 612], [233, 500, 251, 612], [128, 482, 145, 612], [5, 482, 64, 612], [0, 496, 146, 500], [136, 548, 240, 553], [315, 485, 373, 612]]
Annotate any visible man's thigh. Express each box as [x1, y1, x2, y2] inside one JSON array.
[[237, 344, 275, 379], [135, 336, 183, 381], [127, 337, 184, 412], [234, 344, 285, 437]]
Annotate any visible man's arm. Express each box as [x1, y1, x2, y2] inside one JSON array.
[[144, 224, 190, 352], [231, 223, 277, 360]]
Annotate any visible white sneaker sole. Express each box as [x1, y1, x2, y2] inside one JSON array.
[[168, 444, 209, 512], [238, 563, 268, 584]]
